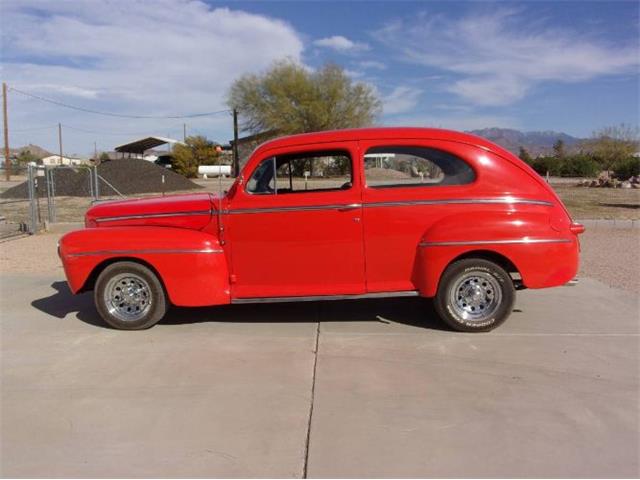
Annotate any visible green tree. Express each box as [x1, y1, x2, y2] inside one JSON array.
[[16, 149, 38, 164], [98, 152, 110, 163], [585, 124, 639, 173], [172, 135, 220, 178], [518, 146, 533, 164], [228, 60, 381, 135]]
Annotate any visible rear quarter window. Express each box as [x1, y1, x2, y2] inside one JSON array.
[[364, 146, 475, 188]]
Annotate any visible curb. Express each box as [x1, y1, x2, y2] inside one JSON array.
[[576, 219, 640, 230]]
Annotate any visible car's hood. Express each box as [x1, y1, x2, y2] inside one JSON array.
[[85, 192, 216, 230]]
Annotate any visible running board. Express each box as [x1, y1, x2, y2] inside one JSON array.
[[231, 290, 420, 304]]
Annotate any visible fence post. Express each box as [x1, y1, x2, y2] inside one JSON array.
[[45, 167, 51, 222], [94, 166, 100, 200], [88, 167, 94, 200], [45, 167, 57, 224], [27, 163, 37, 234], [49, 167, 56, 223]]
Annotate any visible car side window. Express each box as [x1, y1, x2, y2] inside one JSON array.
[[364, 146, 475, 188], [246, 157, 276, 194], [246, 150, 353, 195]]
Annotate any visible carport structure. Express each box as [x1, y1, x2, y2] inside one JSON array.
[[114, 136, 184, 158]]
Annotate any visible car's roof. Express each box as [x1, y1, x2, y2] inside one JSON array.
[[254, 127, 514, 159]]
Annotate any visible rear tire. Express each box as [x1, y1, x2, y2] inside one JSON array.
[[94, 261, 168, 330], [435, 258, 515, 332]]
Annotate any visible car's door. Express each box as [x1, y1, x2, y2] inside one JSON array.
[[226, 141, 366, 299], [359, 139, 478, 293]]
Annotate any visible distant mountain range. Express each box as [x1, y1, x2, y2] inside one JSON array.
[[468, 128, 584, 156]]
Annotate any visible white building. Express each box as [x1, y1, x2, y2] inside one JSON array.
[[41, 155, 89, 166]]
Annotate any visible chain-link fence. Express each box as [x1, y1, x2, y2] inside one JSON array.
[[0, 165, 30, 240], [0, 163, 126, 238]]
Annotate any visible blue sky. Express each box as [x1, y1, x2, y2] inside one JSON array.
[[1, 0, 638, 155]]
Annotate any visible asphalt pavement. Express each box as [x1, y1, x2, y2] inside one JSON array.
[[1, 274, 638, 477]]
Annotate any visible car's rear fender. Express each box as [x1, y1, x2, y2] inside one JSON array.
[[413, 210, 579, 297], [58, 226, 230, 307]]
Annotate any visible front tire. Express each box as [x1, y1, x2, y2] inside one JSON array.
[[435, 258, 515, 332], [94, 261, 168, 330]]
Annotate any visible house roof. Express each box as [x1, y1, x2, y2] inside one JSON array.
[[115, 136, 184, 154]]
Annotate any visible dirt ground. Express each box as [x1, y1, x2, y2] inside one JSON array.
[[1, 226, 638, 294], [552, 184, 640, 220]]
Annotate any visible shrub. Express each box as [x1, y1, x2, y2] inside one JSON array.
[[559, 155, 600, 177], [530, 157, 561, 176], [529, 154, 599, 177], [613, 157, 640, 179]]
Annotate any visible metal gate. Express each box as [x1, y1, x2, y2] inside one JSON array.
[[0, 163, 125, 237]]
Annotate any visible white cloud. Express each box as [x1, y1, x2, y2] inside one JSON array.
[[358, 60, 386, 70], [2, 0, 304, 153], [344, 69, 365, 79], [377, 9, 639, 106], [383, 86, 423, 115], [313, 35, 369, 53]]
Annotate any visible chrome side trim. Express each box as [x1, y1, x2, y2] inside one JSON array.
[[226, 198, 552, 215], [68, 248, 223, 257], [94, 198, 551, 220], [95, 209, 212, 223], [364, 198, 554, 208], [419, 238, 572, 247], [227, 203, 362, 215], [231, 290, 420, 304]]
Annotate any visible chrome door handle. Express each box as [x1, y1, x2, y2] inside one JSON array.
[[337, 203, 362, 211]]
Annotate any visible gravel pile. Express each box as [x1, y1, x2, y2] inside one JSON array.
[[0, 159, 202, 199]]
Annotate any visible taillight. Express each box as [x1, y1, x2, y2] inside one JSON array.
[[570, 222, 585, 235]]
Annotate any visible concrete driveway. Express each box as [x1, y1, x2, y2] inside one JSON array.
[[1, 273, 638, 478]]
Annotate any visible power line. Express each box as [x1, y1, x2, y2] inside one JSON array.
[[12, 124, 58, 133], [61, 124, 180, 137], [8, 86, 232, 119]]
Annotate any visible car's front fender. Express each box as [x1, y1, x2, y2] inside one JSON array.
[[59, 226, 230, 307]]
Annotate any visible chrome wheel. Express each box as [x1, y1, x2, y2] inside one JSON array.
[[103, 273, 152, 322], [449, 271, 503, 323]]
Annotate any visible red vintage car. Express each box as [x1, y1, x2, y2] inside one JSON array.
[[58, 128, 584, 332]]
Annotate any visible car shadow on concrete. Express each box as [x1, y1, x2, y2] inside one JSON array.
[[31, 281, 106, 328], [32, 281, 450, 331]]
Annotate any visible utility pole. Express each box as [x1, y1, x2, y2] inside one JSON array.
[[3, 82, 10, 181], [58, 123, 63, 165], [94, 141, 97, 162], [183, 123, 186, 142], [232, 108, 239, 177]]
